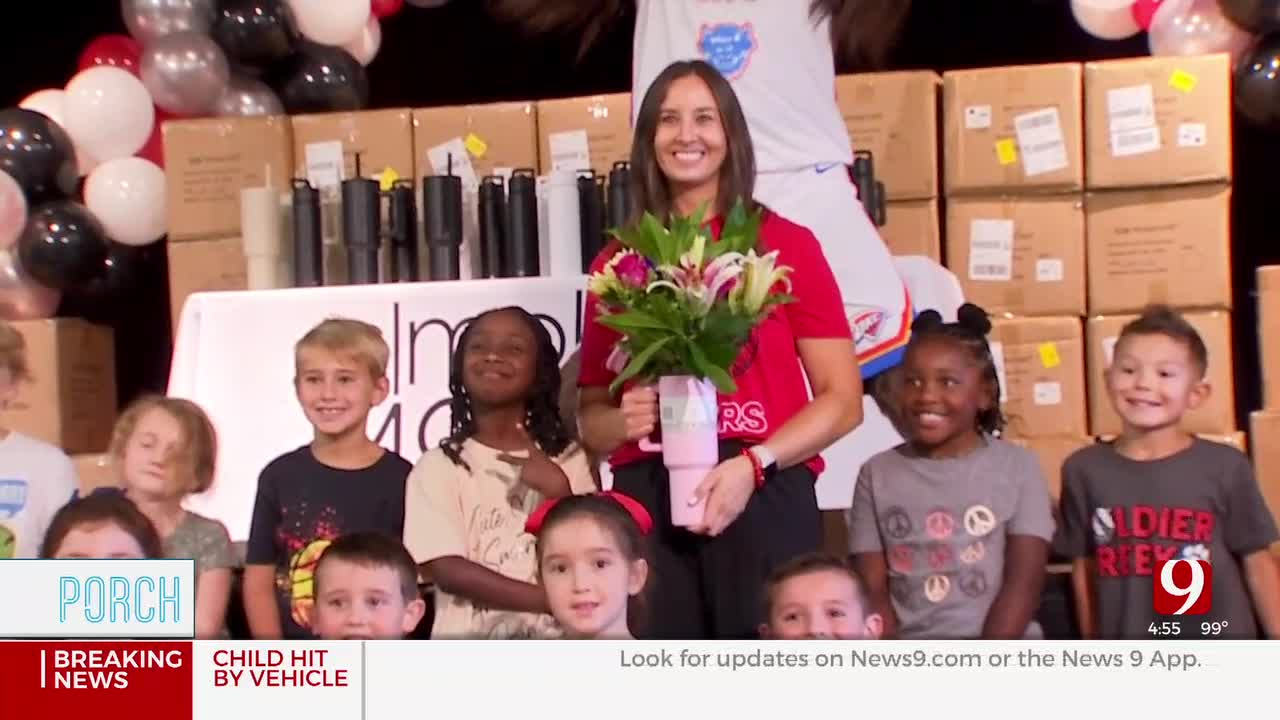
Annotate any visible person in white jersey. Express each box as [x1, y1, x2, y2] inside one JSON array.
[[488, 0, 915, 378]]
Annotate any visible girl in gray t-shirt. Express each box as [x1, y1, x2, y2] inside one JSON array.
[[849, 306, 1056, 639]]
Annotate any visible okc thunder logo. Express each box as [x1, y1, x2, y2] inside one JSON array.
[[847, 306, 887, 347], [697, 23, 758, 79]]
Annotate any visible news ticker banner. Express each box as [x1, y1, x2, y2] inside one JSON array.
[[0, 560, 194, 638], [0, 640, 1278, 719]]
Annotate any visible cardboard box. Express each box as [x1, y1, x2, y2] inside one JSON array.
[[291, 109, 415, 187], [73, 453, 119, 494], [0, 320, 115, 454], [880, 199, 940, 261], [942, 63, 1084, 195], [1084, 54, 1231, 189], [163, 115, 293, 242], [1006, 435, 1094, 500], [1250, 411, 1280, 531], [1086, 310, 1235, 436], [945, 194, 1085, 316], [835, 71, 940, 200], [536, 93, 632, 176], [167, 236, 248, 332], [990, 317, 1088, 438], [1258, 266, 1280, 409], [413, 102, 538, 184], [1085, 183, 1231, 315]]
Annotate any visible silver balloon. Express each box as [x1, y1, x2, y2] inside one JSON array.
[[215, 75, 285, 117], [122, 0, 216, 45], [0, 248, 59, 321], [140, 31, 231, 116]]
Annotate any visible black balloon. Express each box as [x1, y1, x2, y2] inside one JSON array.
[[268, 43, 369, 114], [212, 0, 299, 71], [1218, 0, 1280, 34], [17, 201, 110, 291], [0, 108, 78, 205], [1236, 33, 1280, 129], [78, 241, 152, 303]]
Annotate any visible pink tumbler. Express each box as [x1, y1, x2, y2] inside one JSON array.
[[638, 375, 720, 527]]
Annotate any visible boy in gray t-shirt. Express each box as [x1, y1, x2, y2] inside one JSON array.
[[1056, 307, 1280, 639]]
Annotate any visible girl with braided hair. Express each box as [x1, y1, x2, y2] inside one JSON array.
[[848, 303, 1055, 640], [403, 307, 597, 638]]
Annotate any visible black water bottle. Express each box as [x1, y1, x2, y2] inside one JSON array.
[[606, 161, 631, 231], [342, 176, 381, 284], [386, 180, 418, 282], [852, 150, 886, 227], [291, 178, 323, 287], [505, 168, 539, 277], [578, 171, 606, 272], [423, 174, 463, 281], [478, 175, 506, 278]]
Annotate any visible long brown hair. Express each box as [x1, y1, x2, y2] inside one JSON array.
[[484, 0, 910, 69], [630, 60, 756, 223]]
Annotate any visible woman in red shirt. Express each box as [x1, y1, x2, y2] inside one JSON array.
[[576, 59, 863, 639]]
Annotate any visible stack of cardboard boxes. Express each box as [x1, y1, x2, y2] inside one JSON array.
[[1082, 54, 1237, 448], [939, 62, 1091, 496], [1250, 268, 1280, 533], [835, 71, 942, 261]]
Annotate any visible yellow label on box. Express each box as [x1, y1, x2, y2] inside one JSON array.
[[378, 167, 400, 192], [464, 133, 488, 158], [996, 139, 1018, 165], [1169, 69, 1198, 94], [1038, 342, 1061, 369]]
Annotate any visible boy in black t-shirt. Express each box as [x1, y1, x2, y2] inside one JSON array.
[[243, 318, 411, 639], [1056, 306, 1280, 639]]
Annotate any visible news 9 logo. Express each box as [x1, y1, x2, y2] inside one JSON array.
[[1153, 559, 1212, 615]]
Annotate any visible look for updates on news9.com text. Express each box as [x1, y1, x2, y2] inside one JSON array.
[[0, 558, 1275, 719]]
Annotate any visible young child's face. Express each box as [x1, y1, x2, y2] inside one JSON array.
[[122, 408, 188, 499], [311, 559, 425, 640], [1106, 333, 1208, 432], [295, 348, 389, 439], [461, 311, 537, 410], [762, 570, 882, 640], [54, 522, 148, 559], [539, 516, 647, 639], [901, 338, 992, 456]]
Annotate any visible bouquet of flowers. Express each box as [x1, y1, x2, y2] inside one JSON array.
[[588, 199, 794, 395]]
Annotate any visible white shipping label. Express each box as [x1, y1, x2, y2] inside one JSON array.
[[1014, 107, 1068, 176], [969, 219, 1015, 282], [1178, 123, 1207, 148], [1110, 126, 1161, 157], [427, 137, 479, 191], [989, 341, 1009, 403], [1103, 336, 1119, 365], [1036, 258, 1064, 283], [1033, 382, 1063, 406], [549, 129, 592, 172], [1106, 85, 1157, 134], [965, 105, 993, 130], [305, 141, 345, 190]]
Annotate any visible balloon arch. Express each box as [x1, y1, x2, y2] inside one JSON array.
[[0, 0, 437, 321]]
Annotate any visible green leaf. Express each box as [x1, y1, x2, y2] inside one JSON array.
[[595, 309, 673, 333], [608, 335, 673, 395], [688, 341, 737, 394]]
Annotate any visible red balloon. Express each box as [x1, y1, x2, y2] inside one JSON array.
[[371, 0, 403, 19], [1132, 0, 1165, 30], [78, 34, 142, 77]]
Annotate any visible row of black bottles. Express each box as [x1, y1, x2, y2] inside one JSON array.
[[289, 161, 633, 286]]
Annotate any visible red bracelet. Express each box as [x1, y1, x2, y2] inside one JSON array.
[[741, 448, 765, 488]]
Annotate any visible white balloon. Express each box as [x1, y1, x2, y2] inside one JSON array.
[[343, 16, 382, 66], [1071, 0, 1142, 40], [18, 89, 98, 177], [288, 0, 371, 46], [84, 157, 167, 246], [62, 67, 156, 163]]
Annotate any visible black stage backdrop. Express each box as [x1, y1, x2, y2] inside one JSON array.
[[0, 1, 1271, 428]]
